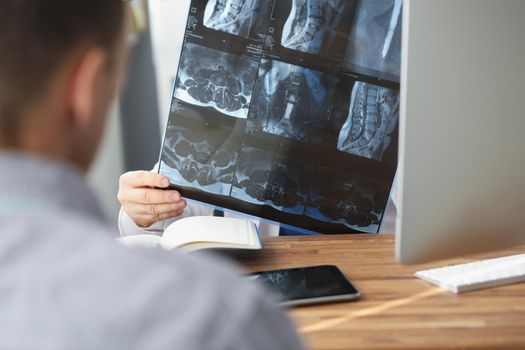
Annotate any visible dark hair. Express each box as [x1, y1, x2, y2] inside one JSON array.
[[0, 0, 125, 143]]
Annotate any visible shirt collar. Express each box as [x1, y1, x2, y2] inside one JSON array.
[[0, 151, 107, 223]]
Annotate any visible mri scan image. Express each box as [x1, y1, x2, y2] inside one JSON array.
[[232, 146, 310, 215], [158, 0, 400, 233], [160, 124, 240, 196], [281, 0, 352, 57], [174, 43, 258, 119], [231, 147, 274, 205], [247, 59, 338, 144], [203, 0, 267, 39], [306, 167, 389, 232], [337, 81, 399, 161], [345, 0, 402, 78]]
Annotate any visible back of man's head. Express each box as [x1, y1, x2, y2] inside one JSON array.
[[0, 0, 125, 167]]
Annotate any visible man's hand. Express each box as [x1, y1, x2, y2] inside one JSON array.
[[118, 171, 187, 228]]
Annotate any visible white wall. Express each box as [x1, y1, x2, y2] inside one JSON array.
[[148, 0, 190, 129], [87, 105, 125, 228], [86, 0, 189, 227]]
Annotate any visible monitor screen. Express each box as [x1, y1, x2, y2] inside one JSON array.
[[396, 0, 525, 263], [158, 0, 401, 233]]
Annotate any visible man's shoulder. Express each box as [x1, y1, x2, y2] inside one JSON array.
[[3, 210, 260, 301], [0, 212, 279, 349]]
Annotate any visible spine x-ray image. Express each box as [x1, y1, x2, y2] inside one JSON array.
[[344, 0, 402, 78], [337, 82, 399, 161], [281, 0, 352, 57], [231, 146, 275, 205], [159, 0, 401, 233], [306, 166, 389, 231], [247, 59, 338, 144], [203, 0, 264, 39], [161, 123, 240, 196], [232, 145, 311, 215], [174, 43, 258, 119]]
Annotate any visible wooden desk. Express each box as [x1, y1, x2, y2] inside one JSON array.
[[234, 234, 525, 350]]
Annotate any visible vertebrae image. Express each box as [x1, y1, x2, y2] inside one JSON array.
[[161, 125, 240, 196], [345, 0, 402, 77], [306, 167, 389, 231], [281, 0, 349, 56], [337, 82, 399, 161], [175, 43, 258, 119], [159, 0, 401, 233], [232, 147, 310, 215], [247, 59, 338, 144], [203, 0, 263, 38]]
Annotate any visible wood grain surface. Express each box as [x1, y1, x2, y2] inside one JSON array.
[[233, 234, 525, 350]]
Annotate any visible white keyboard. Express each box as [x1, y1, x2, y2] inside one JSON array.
[[415, 253, 525, 293]]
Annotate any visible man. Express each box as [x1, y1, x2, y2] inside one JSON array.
[[0, 1, 305, 349]]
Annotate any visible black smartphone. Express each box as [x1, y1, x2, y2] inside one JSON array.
[[249, 265, 361, 307]]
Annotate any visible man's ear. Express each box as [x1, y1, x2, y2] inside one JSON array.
[[68, 48, 108, 127]]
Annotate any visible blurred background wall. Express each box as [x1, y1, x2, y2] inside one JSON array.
[[148, 0, 190, 127], [87, 107, 125, 228], [87, 0, 189, 227]]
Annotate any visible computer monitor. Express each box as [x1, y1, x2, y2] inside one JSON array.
[[396, 0, 525, 264]]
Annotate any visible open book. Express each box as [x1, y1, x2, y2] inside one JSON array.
[[118, 216, 262, 252]]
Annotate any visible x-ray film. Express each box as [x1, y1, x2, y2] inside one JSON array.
[[158, 0, 401, 233]]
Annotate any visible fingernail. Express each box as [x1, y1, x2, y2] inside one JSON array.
[[161, 178, 170, 187], [172, 193, 180, 201]]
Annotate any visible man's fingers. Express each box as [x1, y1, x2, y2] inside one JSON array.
[[132, 209, 186, 228], [142, 201, 187, 216], [125, 188, 182, 205], [156, 210, 185, 222], [120, 170, 170, 189]]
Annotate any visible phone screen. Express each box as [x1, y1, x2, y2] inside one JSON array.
[[251, 265, 359, 304]]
